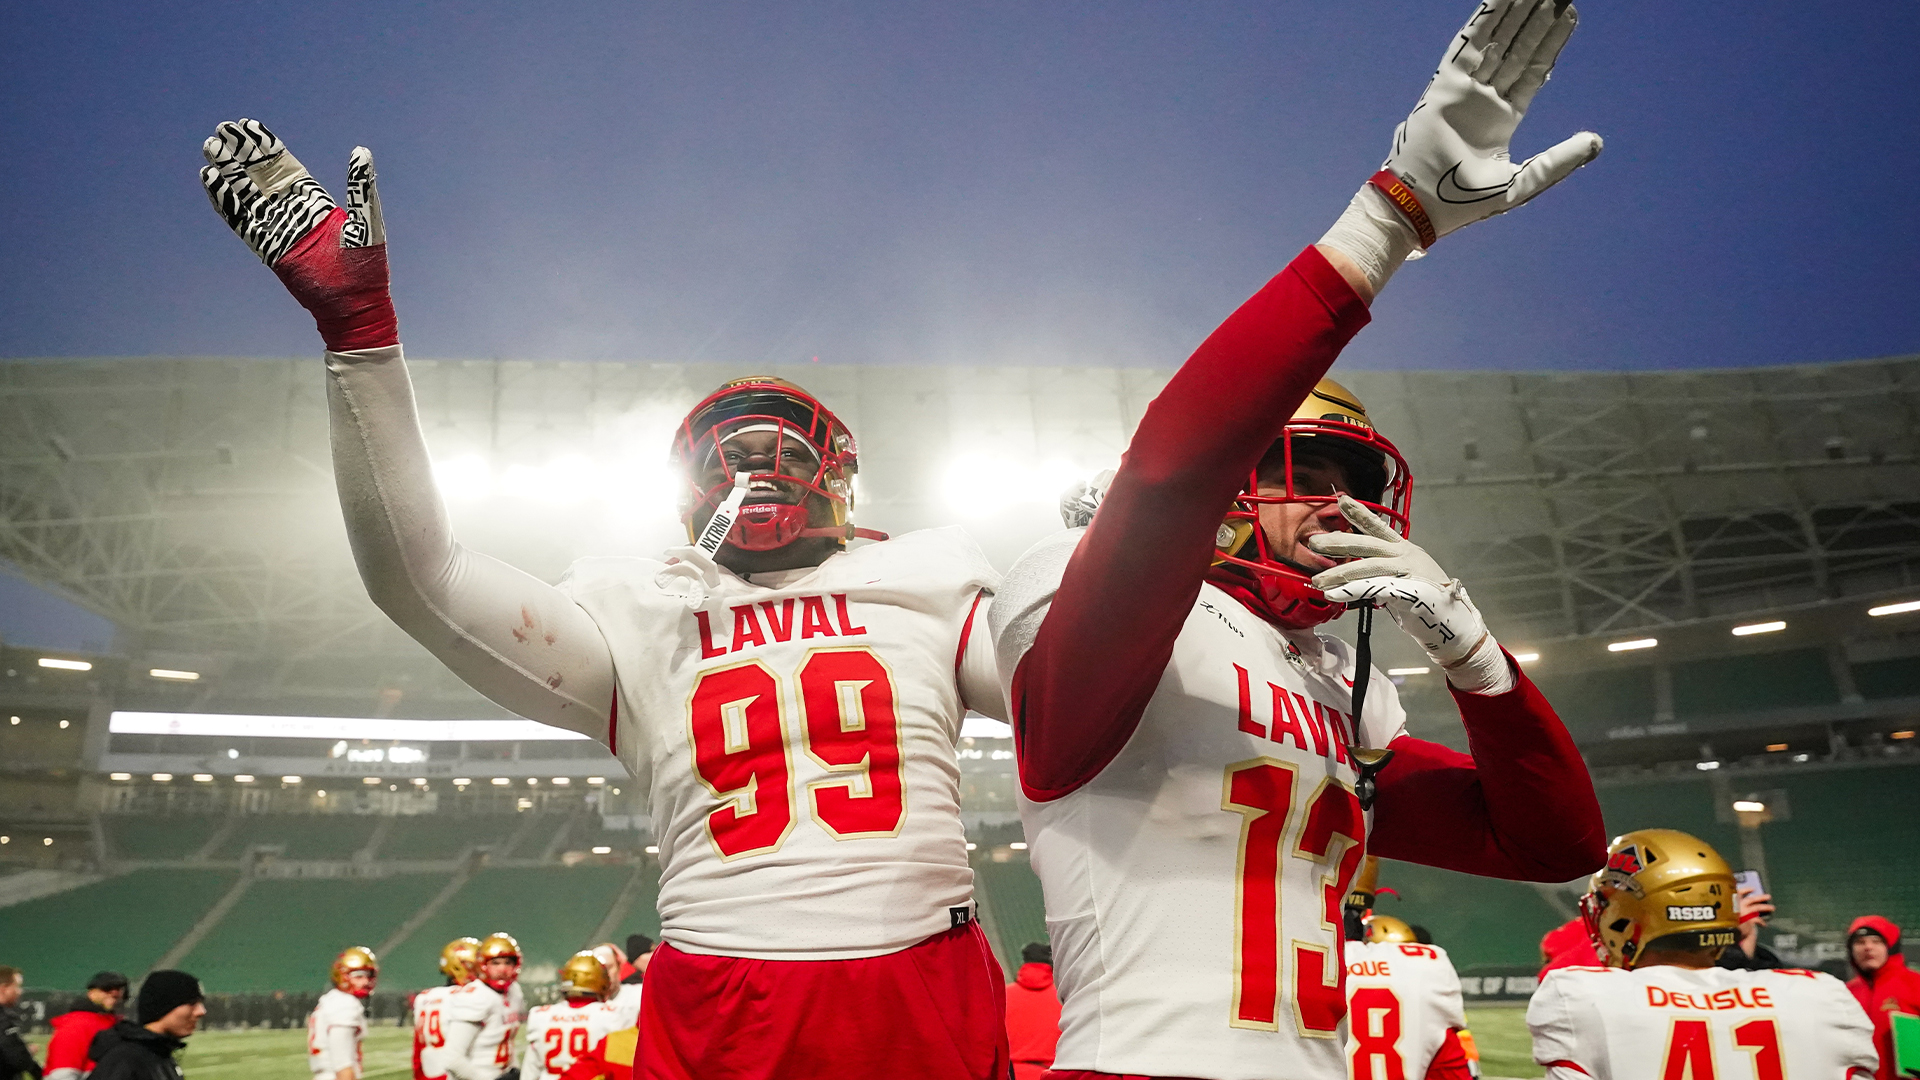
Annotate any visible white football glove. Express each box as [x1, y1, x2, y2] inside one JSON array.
[[1058, 469, 1113, 529], [1381, 0, 1601, 246], [1308, 495, 1512, 694]]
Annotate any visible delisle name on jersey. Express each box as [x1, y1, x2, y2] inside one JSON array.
[[559, 526, 1000, 960], [1528, 964, 1878, 1079], [995, 529, 1407, 1080]]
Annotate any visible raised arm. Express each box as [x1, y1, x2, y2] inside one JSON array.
[[200, 120, 615, 737], [1003, 0, 1602, 799]]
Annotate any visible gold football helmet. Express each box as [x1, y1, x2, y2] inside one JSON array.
[[1580, 829, 1739, 969], [440, 937, 481, 983], [558, 951, 614, 1000], [331, 946, 378, 994], [475, 931, 522, 990], [1366, 915, 1419, 944]]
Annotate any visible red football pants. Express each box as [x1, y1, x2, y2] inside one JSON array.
[[638, 922, 1010, 1080]]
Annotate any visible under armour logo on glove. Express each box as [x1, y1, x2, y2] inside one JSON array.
[[200, 119, 398, 352]]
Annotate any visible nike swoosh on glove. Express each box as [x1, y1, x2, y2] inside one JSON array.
[[1307, 494, 1513, 694], [200, 118, 397, 352], [1380, 0, 1602, 245]]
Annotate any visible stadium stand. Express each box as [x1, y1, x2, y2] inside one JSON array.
[[973, 853, 1048, 969], [1671, 648, 1839, 716], [1525, 666, 1657, 738], [101, 815, 223, 861], [381, 814, 521, 860], [378, 865, 637, 984], [179, 874, 453, 992], [0, 869, 237, 989], [1854, 656, 1920, 700], [1371, 860, 1569, 969], [213, 814, 381, 860]]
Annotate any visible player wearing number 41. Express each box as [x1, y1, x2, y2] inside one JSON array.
[[989, 1, 1607, 1077], [308, 947, 377, 1080], [521, 954, 621, 1080], [201, 119, 1010, 1080], [439, 933, 526, 1080], [1528, 829, 1878, 1079]]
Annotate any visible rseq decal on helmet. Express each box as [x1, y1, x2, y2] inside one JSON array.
[[1210, 376, 1413, 629], [669, 377, 882, 553]]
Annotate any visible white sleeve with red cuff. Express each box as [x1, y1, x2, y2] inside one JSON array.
[[326, 344, 616, 736]]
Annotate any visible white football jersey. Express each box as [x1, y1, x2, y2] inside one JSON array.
[[993, 531, 1407, 1080], [1529, 965, 1878, 1080], [560, 527, 1001, 959], [444, 980, 526, 1080], [1344, 940, 1467, 1080], [521, 1000, 621, 1080], [414, 984, 455, 1079], [306, 988, 366, 1079], [607, 981, 643, 1030]]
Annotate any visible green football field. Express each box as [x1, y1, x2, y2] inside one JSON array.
[[32, 1006, 1545, 1079]]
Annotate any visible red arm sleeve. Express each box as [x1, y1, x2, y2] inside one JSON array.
[[1424, 1028, 1473, 1080], [1010, 246, 1371, 799], [1368, 651, 1607, 882]]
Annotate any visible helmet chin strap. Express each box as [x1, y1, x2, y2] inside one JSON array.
[[695, 472, 755, 557], [1347, 601, 1394, 811]]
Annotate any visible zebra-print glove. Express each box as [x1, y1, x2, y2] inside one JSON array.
[[200, 119, 398, 352]]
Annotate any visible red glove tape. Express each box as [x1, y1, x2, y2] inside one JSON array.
[[272, 207, 399, 352]]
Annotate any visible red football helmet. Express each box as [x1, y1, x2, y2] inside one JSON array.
[[1210, 377, 1412, 629], [670, 377, 884, 552]]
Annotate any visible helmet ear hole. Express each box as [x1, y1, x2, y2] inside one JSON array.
[[1609, 918, 1631, 933]]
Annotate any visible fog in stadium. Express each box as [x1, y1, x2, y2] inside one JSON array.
[[3, 3, 1920, 1080]]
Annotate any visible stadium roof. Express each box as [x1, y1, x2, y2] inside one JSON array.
[[2, 353, 1916, 713]]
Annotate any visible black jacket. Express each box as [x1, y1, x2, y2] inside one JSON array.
[[0, 1004, 43, 1080], [1718, 941, 1783, 971], [86, 1021, 183, 1080]]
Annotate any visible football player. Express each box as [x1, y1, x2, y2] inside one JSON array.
[[308, 946, 377, 1080], [1530, 829, 1878, 1079], [442, 933, 526, 1080], [200, 119, 1009, 1080], [1343, 860, 1474, 1080], [988, 1, 1608, 1076], [417, 938, 482, 1080], [523, 953, 621, 1080]]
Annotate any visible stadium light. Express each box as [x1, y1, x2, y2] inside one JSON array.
[[42, 837, 52, 847], [491, 777, 511, 786], [1009, 842, 1029, 851], [317, 790, 328, 798], [1608, 638, 1658, 652], [1731, 621, 1785, 636], [1512, 652, 1540, 663], [1732, 799, 1766, 813], [192, 774, 213, 783], [58, 719, 69, 729], [412, 777, 429, 786], [234, 774, 255, 783], [591, 846, 612, 855], [527, 778, 539, 786], [1868, 599, 1920, 617], [1766, 743, 1789, 752], [965, 842, 978, 851], [551, 777, 570, 785], [7, 716, 16, 724], [1791, 753, 1811, 763], [1386, 666, 1430, 676], [110, 711, 589, 743], [586, 777, 605, 785], [282, 775, 302, 784], [1894, 730, 1916, 740], [362, 776, 381, 785], [151, 773, 173, 782], [108, 772, 132, 781], [1695, 760, 1721, 771], [0, 837, 7, 845], [644, 845, 660, 854], [453, 777, 472, 786], [38, 657, 92, 671], [149, 668, 201, 681]]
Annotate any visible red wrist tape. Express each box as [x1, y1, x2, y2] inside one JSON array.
[[1367, 169, 1437, 249], [272, 207, 400, 352]]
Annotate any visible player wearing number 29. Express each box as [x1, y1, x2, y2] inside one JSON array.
[[989, 2, 1608, 1077], [522, 954, 621, 1080], [1528, 829, 1877, 1079], [199, 111, 1009, 1080]]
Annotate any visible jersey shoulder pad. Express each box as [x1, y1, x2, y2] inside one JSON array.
[[854, 526, 998, 585]]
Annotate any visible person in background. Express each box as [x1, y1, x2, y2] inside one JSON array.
[[417, 937, 482, 1080], [0, 967, 41, 1080], [1848, 916, 1920, 1080], [1004, 943, 1059, 1080], [309, 947, 378, 1080], [1539, 918, 1604, 974], [1717, 884, 1781, 971], [605, 938, 650, 1031], [87, 971, 205, 1080], [45, 972, 128, 1080], [522, 955, 619, 1080]]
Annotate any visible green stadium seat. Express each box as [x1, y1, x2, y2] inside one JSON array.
[[178, 874, 453, 993], [102, 816, 223, 861], [1526, 666, 1656, 736], [215, 816, 381, 860], [1671, 649, 1838, 716], [382, 814, 520, 860], [378, 865, 636, 988], [1853, 657, 1920, 700], [1, 869, 237, 990], [1372, 860, 1569, 970]]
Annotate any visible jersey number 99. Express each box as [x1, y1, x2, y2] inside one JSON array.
[[689, 647, 905, 859]]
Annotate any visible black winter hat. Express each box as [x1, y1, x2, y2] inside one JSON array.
[[87, 971, 130, 992], [625, 934, 654, 957], [1022, 941, 1053, 965], [137, 970, 203, 1025]]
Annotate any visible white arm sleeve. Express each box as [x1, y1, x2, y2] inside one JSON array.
[[958, 593, 1009, 722], [324, 1024, 358, 1071], [438, 1020, 487, 1080], [327, 346, 616, 736], [520, 1037, 541, 1080]]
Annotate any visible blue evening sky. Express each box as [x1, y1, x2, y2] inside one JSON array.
[[4, 0, 1918, 372]]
